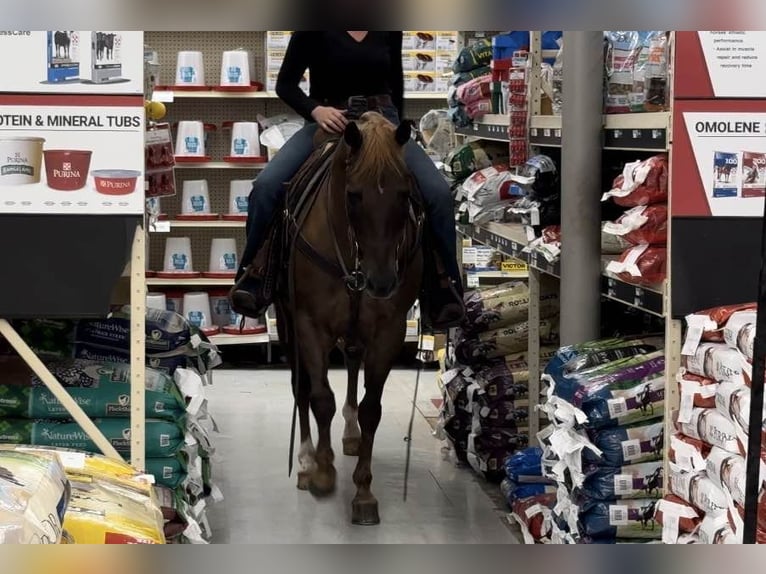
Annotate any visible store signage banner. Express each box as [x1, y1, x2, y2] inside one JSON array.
[[0, 31, 144, 95], [672, 100, 766, 218], [675, 31, 766, 99], [0, 95, 144, 215]]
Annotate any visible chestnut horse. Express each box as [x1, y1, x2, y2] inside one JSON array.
[[275, 112, 424, 525]]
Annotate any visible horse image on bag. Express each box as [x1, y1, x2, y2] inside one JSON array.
[[265, 111, 424, 525]]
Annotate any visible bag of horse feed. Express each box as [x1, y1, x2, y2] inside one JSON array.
[[502, 479, 556, 506], [697, 513, 738, 544], [453, 38, 492, 73], [668, 463, 727, 517], [602, 155, 668, 207], [655, 495, 702, 543], [444, 141, 509, 180], [677, 408, 740, 455], [677, 371, 718, 421], [583, 421, 665, 467], [467, 429, 530, 482], [455, 317, 559, 365], [511, 493, 557, 544], [461, 164, 516, 208], [682, 303, 757, 348], [715, 382, 766, 449], [602, 204, 668, 246], [504, 447, 548, 483], [668, 433, 709, 472], [464, 280, 560, 335], [606, 244, 667, 287], [472, 399, 528, 429], [63, 476, 165, 544], [601, 223, 633, 254], [544, 336, 663, 381], [704, 446, 762, 509], [561, 342, 662, 376], [577, 498, 661, 541], [683, 342, 750, 386], [456, 74, 492, 106], [575, 461, 664, 502], [0, 449, 69, 544], [0, 418, 186, 459]]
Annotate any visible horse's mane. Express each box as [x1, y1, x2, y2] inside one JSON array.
[[345, 112, 407, 184]]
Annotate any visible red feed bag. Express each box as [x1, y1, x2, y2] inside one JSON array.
[[607, 245, 667, 287], [603, 155, 669, 207]]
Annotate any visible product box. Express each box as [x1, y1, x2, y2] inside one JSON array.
[[404, 72, 436, 92], [436, 31, 459, 51], [435, 51, 457, 74], [402, 50, 436, 73], [435, 76, 451, 94], [266, 49, 287, 72], [266, 70, 309, 95], [266, 31, 292, 49], [403, 31, 436, 50]]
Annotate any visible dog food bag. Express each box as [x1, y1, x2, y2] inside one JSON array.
[[604, 31, 641, 114], [655, 495, 702, 543], [63, 477, 165, 544], [76, 308, 191, 354], [668, 463, 728, 517], [0, 418, 186, 459], [511, 492, 557, 543], [452, 38, 492, 73], [444, 141, 509, 180], [577, 498, 661, 541], [602, 155, 669, 207], [602, 204, 668, 246], [713, 152, 739, 198], [642, 32, 670, 112], [451, 65, 492, 87], [461, 164, 516, 208], [684, 342, 751, 386], [0, 449, 69, 544], [606, 244, 667, 287], [742, 151, 766, 198], [576, 460, 664, 502], [456, 74, 492, 106], [678, 408, 740, 454], [584, 421, 665, 467]]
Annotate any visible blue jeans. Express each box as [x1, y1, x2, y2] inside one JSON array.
[[240, 113, 460, 286]]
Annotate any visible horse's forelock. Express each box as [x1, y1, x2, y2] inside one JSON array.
[[345, 113, 407, 185]]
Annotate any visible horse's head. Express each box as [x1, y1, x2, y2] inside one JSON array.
[[340, 112, 415, 299]]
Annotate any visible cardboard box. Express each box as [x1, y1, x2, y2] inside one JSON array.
[[266, 70, 309, 95], [404, 71, 436, 92], [403, 31, 436, 50], [402, 50, 436, 73], [435, 50, 457, 74], [266, 49, 287, 72], [436, 31, 459, 51], [435, 76, 451, 94], [266, 31, 292, 49]]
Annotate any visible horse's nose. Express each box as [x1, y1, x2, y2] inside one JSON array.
[[367, 273, 397, 299]]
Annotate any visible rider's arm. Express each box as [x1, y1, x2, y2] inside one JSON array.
[[388, 32, 404, 121], [276, 32, 321, 122]]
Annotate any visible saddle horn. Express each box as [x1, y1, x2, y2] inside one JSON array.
[[344, 122, 363, 151]]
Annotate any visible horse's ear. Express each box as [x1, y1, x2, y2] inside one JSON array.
[[344, 122, 363, 151], [395, 121, 412, 146]]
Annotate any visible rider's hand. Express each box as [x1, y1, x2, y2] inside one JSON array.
[[311, 106, 348, 134]]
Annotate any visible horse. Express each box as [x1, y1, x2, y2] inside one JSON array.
[[651, 426, 664, 459], [643, 467, 662, 497], [54, 31, 71, 59], [638, 382, 654, 416], [275, 111, 424, 525], [639, 500, 656, 530]]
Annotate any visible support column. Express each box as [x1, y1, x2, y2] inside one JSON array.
[[560, 31, 604, 345]]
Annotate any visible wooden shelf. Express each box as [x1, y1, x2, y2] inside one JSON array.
[[146, 278, 235, 287], [174, 161, 268, 170], [210, 332, 270, 345], [150, 220, 246, 231], [155, 90, 448, 102]]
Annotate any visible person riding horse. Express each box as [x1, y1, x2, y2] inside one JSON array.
[[230, 31, 464, 331]]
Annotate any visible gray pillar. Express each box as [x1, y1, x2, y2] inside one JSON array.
[[560, 31, 603, 345]]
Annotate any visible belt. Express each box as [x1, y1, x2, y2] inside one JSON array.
[[326, 94, 394, 111]]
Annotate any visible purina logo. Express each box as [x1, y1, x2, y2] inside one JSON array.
[[1, 152, 34, 176], [52, 161, 81, 179]]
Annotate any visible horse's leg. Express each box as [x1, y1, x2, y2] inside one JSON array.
[[351, 328, 401, 525], [342, 346, 362, 457], [276, 304, 315, 490], [296, 315, 337, 497]]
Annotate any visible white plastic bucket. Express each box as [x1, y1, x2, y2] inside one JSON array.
[[220, 50, 251, 86], [209, 238, 238, 273], [228, 180, 251, 215], [163, 237, 193, 272], [181, 180, 211, 214], [176, 51, 205, 86], [175, 121, 206, 157], [183, 291, 213, 329], [0, 137, 45, 185]]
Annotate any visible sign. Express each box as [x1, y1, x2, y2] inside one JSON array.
[[675, 31, 766, 99], [671, 100, 766, 217], [0, 94, 144, 214], [0, 31, 144, 95]]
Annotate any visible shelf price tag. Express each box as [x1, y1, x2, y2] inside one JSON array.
[[607, 278, 617, 298], [652, 129, 662, 140], [153, 90, 174, 103], [543, 128, 551, 137], [466, 273, 479, 288], [554, 129, 562, 138], [633, 288, 644, 307], [530, 128, 538, 137], [151, 220, 171, 233], [632, 129, 641, 139]]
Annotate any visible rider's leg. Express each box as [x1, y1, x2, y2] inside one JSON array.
[[403, 140, 465, 330], [231, 122, 318, 318]]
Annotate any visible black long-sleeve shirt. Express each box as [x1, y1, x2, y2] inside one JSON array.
[[275, 31, 404, 122]]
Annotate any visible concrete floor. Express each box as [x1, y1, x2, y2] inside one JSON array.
[[204, 368, 519, 544]]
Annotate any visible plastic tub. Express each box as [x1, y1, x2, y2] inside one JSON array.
[[44, 150, 92, 191], [0, 137, 45, 184], [91, 169, 141, 195]]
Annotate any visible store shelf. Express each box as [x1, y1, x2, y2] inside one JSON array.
[[454, 114, 510, 142], [529, 112, 670, 151], [150, 220, 246, 231], [210, 332, 270, 345], [174, 161, 268, 170], [146, 278, 235, 287], [155, 90, 447, 101]]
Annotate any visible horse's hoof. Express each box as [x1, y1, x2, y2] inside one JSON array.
[[297, 471, 312, 491], [351, 497, 380, 525], [343, 437, 361, 457], [308, 466, 336, 497]]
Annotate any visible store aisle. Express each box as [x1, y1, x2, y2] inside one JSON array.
[[205, 369, 518, 544]]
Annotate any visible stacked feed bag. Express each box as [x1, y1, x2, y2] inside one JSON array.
[[657, 304, 766, 544], [538, 335, 667, 543], [0, 448, 69, 544], [5, 308, 222, 544], [436, 280, 560, 480], [448, 38, 493, 128], [503, 447, 557, 543]]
